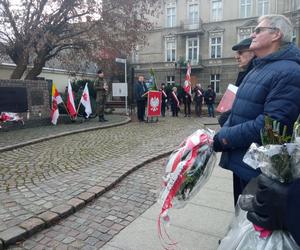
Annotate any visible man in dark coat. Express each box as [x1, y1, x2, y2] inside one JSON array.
[[193, 83, 204, 117], [218, 37, 255, 127], [204, 85, 216, 117], [159, 83, 167, 117], [213, 15, 300, 245], [134, 75, 148, 122], [218, 37, 255, 205]]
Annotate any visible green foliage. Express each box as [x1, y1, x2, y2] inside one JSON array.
[[260, 115, 291, 145], [260, 115, 292, 182]]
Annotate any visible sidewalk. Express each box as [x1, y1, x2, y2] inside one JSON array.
[[101, 153, 234, 250]]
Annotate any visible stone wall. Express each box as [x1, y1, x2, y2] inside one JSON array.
[[0, 79, 50, 121]]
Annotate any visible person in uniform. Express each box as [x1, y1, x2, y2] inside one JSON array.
[[94, 69, 108, 122]]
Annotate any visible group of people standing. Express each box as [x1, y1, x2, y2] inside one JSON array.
[[163, 84, 216, 118], [134, 77, 217, 121]]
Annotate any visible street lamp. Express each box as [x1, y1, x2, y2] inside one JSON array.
[[115, 57, 128, 115]]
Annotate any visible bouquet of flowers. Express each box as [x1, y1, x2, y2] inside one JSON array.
[[157, 128, 216, 248], [218, 115, 300, 250], [0, 112, 24, 129]]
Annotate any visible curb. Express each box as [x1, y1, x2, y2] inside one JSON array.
[[0, 149, 173, 249], [0, 117, 131, 153]]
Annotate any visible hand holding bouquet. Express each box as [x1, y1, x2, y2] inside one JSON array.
[[219, 115, 300, 250]]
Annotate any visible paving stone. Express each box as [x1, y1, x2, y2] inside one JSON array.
[[19, 218, 45, 236], [36, 211, 60, 226], [77, 192, 95, 203], [67, 198, 85, 211], [50, 205, 74, 218], [0, 226, 27, 246], [86, 186, 106, 196]]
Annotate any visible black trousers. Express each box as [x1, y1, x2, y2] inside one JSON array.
[[161, 100, 166, 116], [233, 173, 249, 206], [184, 98, 191, 115], [137, 100, 146, 121]]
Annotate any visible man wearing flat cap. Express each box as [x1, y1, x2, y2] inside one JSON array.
[[217, 37, 255, 205]]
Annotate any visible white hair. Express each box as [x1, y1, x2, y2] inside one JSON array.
[[258, 14, 293, 43]]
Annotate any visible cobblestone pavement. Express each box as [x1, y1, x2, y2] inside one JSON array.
[[0, 115, 128, 150], [0, 116, 216, 238], [9, 157, 166, 249]]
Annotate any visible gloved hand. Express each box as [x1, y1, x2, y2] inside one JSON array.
[[213, 134, 223, 152], [246, 174, 289, 231]]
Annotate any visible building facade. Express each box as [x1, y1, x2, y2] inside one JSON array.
[[131, 0, 300, 96]]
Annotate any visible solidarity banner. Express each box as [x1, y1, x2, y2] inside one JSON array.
[[147, 91, 161, 117]]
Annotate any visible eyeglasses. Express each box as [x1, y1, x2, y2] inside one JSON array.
[[253, 27, 279, 34]]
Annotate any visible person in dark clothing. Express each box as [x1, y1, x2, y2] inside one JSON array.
[[94, 69, 108, 122], [193, 83, 204, 117], [183, 81, 192, 117], [213, 14, 300, 215], [170, 87, 180, 117], [134, 75, 148, 122], [218, 37, 255, 127], [218, 37, 255, 205], [159, 83, 167, 117], [204, 85, 216, 117]]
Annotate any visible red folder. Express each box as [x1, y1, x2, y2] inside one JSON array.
[[216, 84, 238, 113]]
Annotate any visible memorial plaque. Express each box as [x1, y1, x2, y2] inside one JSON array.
[[0, 87, 28, 112], [31, 90, 44, 106]]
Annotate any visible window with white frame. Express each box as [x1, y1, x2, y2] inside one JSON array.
[[186, 37, 199, 64], [165, 37, 176, 62], [210, 74, 220, 93], [238, 27, 255, 41], [210, 34, 222, 59], [166, 76, 175, 85], [188, 2, 199, 24], [240, 0, 252, 18], [211, 0, 222, 21], [257, 0, 269, 16], [166, 3, 176, 28]]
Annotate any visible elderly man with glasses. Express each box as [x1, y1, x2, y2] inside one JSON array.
[[213, 14, 300, 246]]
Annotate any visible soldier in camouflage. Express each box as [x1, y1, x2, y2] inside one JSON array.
[[94, 69, 108, 122]]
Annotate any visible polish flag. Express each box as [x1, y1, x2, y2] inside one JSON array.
[[67, 80, 77, 118], [79, 83, 92, 118], [184, 63, 192, 96], [51, 84, 63, 125]]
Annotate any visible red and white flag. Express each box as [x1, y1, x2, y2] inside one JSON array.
[[184, 63, 192, 96], [79, 83, 92, 118], [67, 80, 77, 118], [51, 84, 63, 125]]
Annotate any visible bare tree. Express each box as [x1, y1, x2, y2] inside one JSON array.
[[0, 0, 160, 79]]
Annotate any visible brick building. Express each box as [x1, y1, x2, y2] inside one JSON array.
[[130, 0, 300, 96]]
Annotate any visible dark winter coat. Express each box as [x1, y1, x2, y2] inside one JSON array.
[[134, 81, 148, 102], [204, 89, 216, 105], [217, 43, 300, 181]]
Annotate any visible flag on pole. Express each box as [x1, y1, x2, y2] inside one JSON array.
[[149, 68, 157, 90], [51, 84, 63, 125], [184, 63, 192, 96], [79, 83, 92, 118], [67, 80, 77, 118]]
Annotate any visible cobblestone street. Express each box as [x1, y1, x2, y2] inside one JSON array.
[[9, 157, 165, 249], [0, 115, 218, 247]]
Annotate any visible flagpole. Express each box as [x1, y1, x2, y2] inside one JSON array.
[[62, 101, 74, 121]]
